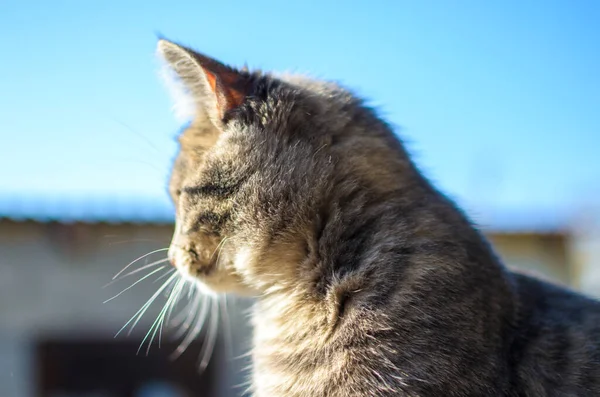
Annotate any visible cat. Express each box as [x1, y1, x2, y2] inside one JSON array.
[[156, 38, 600, 396]]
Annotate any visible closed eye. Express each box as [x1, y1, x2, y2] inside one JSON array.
[[182, 183, 237, 198], [169, 188, 182, 202]]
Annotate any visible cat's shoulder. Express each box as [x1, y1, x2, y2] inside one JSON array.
[[512, 271, 600, 326]]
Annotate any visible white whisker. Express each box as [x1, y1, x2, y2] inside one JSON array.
[[209, 237, 229, 263], [186, 282, 195, 299], [139, 277, 186, 356], [127, 273, 180, 338], [165, 280, 190, 326], [198, 297, 220, 372], [232, 350, 254, 360], [171, 291, 210, 360], [104, 266, 167, 303], [160, 278, 187, 348], [170, 289, 202, 339], [109, 243, 224, 374], [114, 272, 179, 337], [214, 237, 230, 269], [158, 278, 185, 349], [103, 258, 170, 288], [220, 295, 233, 360], [112, 248, 169, 280], [153, 267, 176, 284]]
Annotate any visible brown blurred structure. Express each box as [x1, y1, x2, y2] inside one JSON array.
[[0, 210, 598, 397], [0, 219, 252, 397]]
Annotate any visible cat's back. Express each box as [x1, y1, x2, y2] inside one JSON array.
[[511, 272, 600, 396]]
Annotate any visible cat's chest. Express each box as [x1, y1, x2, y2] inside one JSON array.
[[249, 303, 419, 396], [251, 309, 343, 397], [251, 342, 346, 397]]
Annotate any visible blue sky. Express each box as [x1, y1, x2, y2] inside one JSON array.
[[1, 0, 598, 224]]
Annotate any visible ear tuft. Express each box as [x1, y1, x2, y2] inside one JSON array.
[[157, 41, 197, 121], [156, 39, 252, 124]]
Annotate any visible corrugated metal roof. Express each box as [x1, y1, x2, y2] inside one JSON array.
[[0, 193, 572, 233], [0, 194, 174, 224]]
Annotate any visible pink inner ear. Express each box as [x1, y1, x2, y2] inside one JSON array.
[[223, 82, 246, 109], [202, 67, 248, 116], [204, 70, 219, 93]]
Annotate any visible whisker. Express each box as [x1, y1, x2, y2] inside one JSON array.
[[170, 288, 202, 337], [126, 270, 178, 336], [165, 280, 190, 326], [153, 267, 176, 284], [160, 278, 187, 348], [112, 118, 164, 155], [104, 266, 166, 303], [112, 248, 169, 280], [157, 278, 185, 350], [140, 277, 186, 356], [186, 282, 195, 299], [220, 295, 233, 360], [214, 237, 231, 270], [198, 297, 220, 372], [209, 237, 229, 263], [232, 377, 254, 394], [232, 350, 254, 360], [171, 291, 210, 360], [103, 258, 170, 288], [110, 239, 227, 373], [114, 272, 179, 337], [161, 272, 181, 299]]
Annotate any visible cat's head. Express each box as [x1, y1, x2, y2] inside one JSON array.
[[158, 39, 411, 296]]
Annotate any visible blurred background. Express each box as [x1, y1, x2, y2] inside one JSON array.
[[1, 1, 599, 396]]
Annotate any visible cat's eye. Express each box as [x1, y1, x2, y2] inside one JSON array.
[[170, 189, 182, 199]]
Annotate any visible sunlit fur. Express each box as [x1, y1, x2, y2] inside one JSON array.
[[157, 39, 600, 396]]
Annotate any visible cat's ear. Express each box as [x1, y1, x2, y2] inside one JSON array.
[[157, 39, 251, 123]]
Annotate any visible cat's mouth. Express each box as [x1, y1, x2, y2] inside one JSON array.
[[167, 240, 251, 295]]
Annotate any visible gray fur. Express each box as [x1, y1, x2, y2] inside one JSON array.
[[157, 39, 600, 396]]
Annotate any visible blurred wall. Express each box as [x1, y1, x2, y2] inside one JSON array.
[[0, 220, 252, 397], [488, 232, 571, 285], [0, 219, 588, 397]]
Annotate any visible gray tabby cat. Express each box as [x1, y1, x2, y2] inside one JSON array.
[[157, 38, 600, 396]]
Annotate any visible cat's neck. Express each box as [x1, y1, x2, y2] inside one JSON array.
[[254, 178, 516, 336], [250, 185, 518, 396]]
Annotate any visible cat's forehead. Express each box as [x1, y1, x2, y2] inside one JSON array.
[[178, 119, 221, 152]]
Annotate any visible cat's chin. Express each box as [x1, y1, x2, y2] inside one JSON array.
[[179, 268, 257, 297]]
